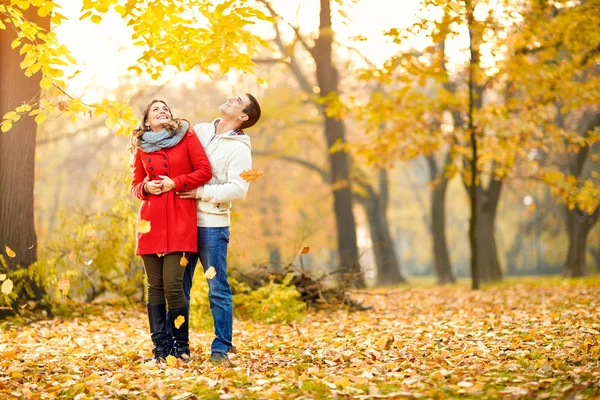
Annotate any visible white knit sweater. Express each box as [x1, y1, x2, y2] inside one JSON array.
[[192, 120, 252, 227]]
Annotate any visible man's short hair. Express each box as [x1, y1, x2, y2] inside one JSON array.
[[241, 93, 261, 129]]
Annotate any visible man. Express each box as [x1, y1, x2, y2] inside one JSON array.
[[176, 93, 261, 364]]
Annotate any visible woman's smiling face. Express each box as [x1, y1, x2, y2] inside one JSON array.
[[146, 101, 172, 132]]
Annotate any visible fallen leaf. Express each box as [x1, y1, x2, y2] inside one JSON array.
[[180, 255, 188, 267], [174, 315, 185, 329], [384, 335, 394, 350], [239, 169, 265, 182], [135, 220, 151, 234], [205, 266, 216, 280], [5, 246, 16, 258], [166, 355, 178, 367], [2, 279, 14, 295]]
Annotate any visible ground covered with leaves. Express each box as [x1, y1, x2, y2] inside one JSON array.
[[1, 278, 600, 399]]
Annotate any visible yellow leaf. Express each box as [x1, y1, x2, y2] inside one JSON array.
[[1, 122, 12, 133], [174, 315, 185, 329], [180, 255, 188, 267], [40, 77, 52, 90], [301, 247, 310, 255], [205, 266, 217, 280], [262, 303, 270, 313], [91, 15, 102, 24], [57, 279, 70, 296], [11, 38, 21, 49], [136, 219, 151, 234], [5, 246, 16, 258], [239, 169, 265, 182], [1, 279, 13, 295], [105, 118, 115, 129], [34, 113, 47, 124], [166, 355, 178, 367], [0, 274, 5, 281]]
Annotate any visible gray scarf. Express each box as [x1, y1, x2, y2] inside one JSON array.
[[140, 121, 189, 153]]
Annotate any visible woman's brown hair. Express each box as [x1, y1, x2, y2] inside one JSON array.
[[128, 99, 190, 155]]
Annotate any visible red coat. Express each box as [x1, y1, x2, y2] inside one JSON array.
[[131, 129, 211, 255]]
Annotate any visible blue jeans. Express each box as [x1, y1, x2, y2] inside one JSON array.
[[185, 226, 233, 355]]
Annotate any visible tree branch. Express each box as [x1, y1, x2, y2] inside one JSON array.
[[256, 0, 317, 99], [253, 150, 331, 183]]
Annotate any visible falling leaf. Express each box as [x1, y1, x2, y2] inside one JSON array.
[[27, 244, 35, 249], [157, 253, 165, 258], [0, 274, 5, 281], [5, 246, 16, 258], [262, 303, 270, 313], [180, 255, 188, 267], [239, 169, 265, 182], [135, 220, 151, 234], [174, 315, 185, 329], [301, 247, 310, 255], [1, 279, 14, 295], [87, 229, 96, 239], [20, 303, 28, 309], [205, 266, 216, 280], [57, 279, 70, 296], [85, 259, 94, 266]]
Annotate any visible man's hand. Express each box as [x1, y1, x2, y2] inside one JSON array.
[[145, 180, 163, 195], [177, 188, 198, 199]]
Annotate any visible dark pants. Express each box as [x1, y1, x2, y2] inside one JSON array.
[[142, 252, 188, 309], [167, 227, 232, 355]]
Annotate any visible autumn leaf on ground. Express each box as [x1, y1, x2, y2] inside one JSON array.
[[57, 279, 70, 296], [239, 169, 265, 182], [166, 355, 178, 367], [301, 247, 310, 254], [180, 255, 188, 267], [5, 246, 16, 258], [174, 315, 185, 329], [1, 279, 14, 295], [205, 266, 216, 280], [135, 219, 151, 234]]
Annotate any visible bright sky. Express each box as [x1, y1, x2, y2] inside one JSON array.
[[53, 0, 472, 96]]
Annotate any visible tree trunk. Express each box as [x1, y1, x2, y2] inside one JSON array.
[[356, 170, 405, 285], [505, 230, 524, 275], [474, 182, 503, 283], [314, 0, 363, 287], [562, 111, 600, 276], [0, 7, 47, 303], [425, 154, 455, 284], [564, 207, 599, 277]]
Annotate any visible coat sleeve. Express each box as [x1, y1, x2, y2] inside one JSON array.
[[131, 151, 150, 200], [196, 145, 251, 203], [173, 130, 213, 191]]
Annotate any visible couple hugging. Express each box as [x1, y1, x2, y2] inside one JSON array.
[[129, 94, 261, 365]]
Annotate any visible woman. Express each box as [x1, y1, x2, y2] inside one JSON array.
[[130, 99, 212, 362]]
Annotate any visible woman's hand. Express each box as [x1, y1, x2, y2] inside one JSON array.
[[159, 175, 176, 192], [144, 180, 163, 195]]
